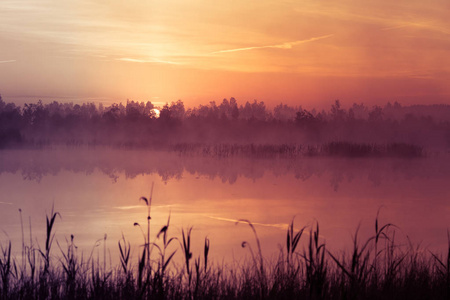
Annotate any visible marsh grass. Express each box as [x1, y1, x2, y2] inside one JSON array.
[[172, 142, 424, 159], [0, 201, 448, 299]]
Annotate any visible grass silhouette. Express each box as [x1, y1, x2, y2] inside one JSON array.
[[0, 196, 448, 299]]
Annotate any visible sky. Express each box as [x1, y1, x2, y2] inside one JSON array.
[[0, 0, 449, 108]]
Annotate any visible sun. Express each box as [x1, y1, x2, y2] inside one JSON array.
[[151, 108, 160, 118]]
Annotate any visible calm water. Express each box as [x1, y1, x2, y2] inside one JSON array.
[[0, 148, 449, 266]]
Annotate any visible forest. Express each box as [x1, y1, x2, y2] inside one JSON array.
[[1, 95, 449, 152]]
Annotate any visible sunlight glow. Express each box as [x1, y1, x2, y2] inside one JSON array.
[[151, 108, 160, 118], [0, 0, 449, 106]]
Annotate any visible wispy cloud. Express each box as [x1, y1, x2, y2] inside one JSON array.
[[114, 204, 177, 210], [207, 215, 289, 230], [116, 57, 181, 65], [381, 21, 450, 35], [381, 24, 412, 31], [206, 215, 327, 238], [211, 34, 334, 54], [114, 205, 142, 210], [0, 60, 16, 64]]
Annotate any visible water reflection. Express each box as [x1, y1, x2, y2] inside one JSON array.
[[0, 148, 449, 266], [0, 148, 448, 189]]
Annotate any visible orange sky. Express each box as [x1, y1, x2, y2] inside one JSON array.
[[0, 0, 449, 108]]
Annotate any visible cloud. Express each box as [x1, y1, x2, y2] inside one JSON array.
[[116, 57, 181, 65], [0, 60, 16, 64], [381, 21, 450, 35], [211, 34, 334, 54], [207, 215, 288, 230]]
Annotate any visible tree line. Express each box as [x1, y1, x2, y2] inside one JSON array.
[[0, 95, 449, 149]]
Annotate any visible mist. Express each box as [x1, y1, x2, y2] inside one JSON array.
[[1, 95, 449, 298], [1, 96, 449, 152]]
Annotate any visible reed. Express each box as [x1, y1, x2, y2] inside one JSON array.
[[180, 226, 193, 294], [236, 219, 267, 298], [172, 142, 425, 159], [152, 214, 177, 298], [0, 241, 14, 299], [304, 222, 327, 299], [286, 218, 306, 267], [39, 205, 60, 275], [0, 203, 448, 299], [118, 235, 130, 276], [430, 230, 450, 298], [139, 182, 154, 268]]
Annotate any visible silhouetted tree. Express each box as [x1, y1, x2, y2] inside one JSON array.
[[126, 100, 142, 121], [0, 95, 23, 148], [0, 96, 448, 149], [239, 100, 267, 120], [330, 100, 346, 122], [295, 109, 315, 126], [159, 103, 171, 121], [230, 97, 239, 120], [22, 100, 48, 127], [368, 105, 383, 122], [169, 100, 185, 120], [274, 103, 298, 121], [103, 103, 121, 124], [351, 103, 369, 120]]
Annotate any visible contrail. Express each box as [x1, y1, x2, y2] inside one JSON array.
[[211, 34, 333, 54], [0, 60, 16, 64]]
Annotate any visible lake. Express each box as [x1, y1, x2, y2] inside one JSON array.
[[0, 147, 449, 267]]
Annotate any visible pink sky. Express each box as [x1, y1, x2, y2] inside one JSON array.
[[0, 0, 449, 108]]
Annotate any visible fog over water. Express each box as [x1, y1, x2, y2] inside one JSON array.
[[1, 97, 450, 149], [0, 148, 448, 265], [1, 97, 449, 266]]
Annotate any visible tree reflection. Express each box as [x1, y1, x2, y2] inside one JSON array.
[[1, 148, 448, 189]]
